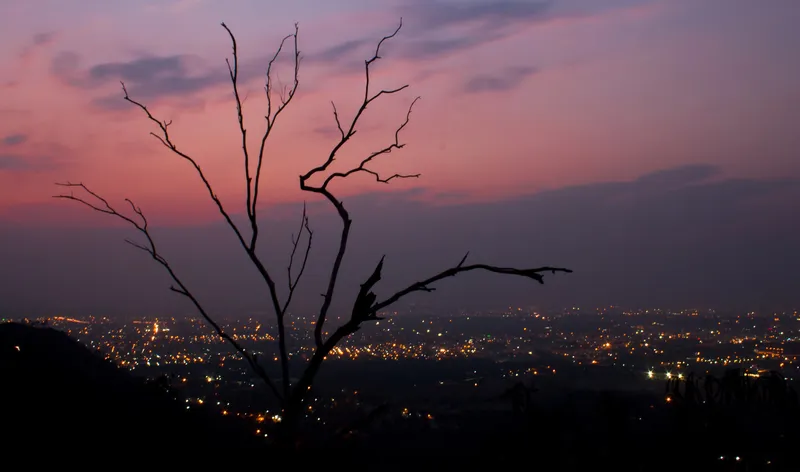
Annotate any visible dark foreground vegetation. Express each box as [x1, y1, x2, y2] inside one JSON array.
[[2, 322, 797, 470]]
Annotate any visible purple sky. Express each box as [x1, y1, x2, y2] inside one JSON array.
[[0, 0, 798, 318]]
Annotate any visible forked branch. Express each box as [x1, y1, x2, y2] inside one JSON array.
[[321, 96, 421, 186], [300, 18, 409, 186], [221, 22, 301, 252], [299, 18, 419, 348], [282, 203, 313, 316], [52, 182, 283, 402]]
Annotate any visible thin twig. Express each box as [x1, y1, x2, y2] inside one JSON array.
[[282, 203, 313, 316]]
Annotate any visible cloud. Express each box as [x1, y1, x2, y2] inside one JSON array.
[[51, 42, 300, 110], [51, 52, 245, 110], [168, 0, 204, 13], [50, 51, 81, 79], [32, 32, 57, 46], [18, 31, 58, 64], [404, 0, 553, 31], [0, 155, 29, 171], [399, 36, 490, 60], [3, 164, 798, 317], [0, 154, 57, 173], [392, 0, 552, 61], [367, 0, 653, 62], [89, 55, 187, 83], [144, 0, 205, 14], [311, 125, 342, 139], [2, 134, 28, 146], [302, 2, 552, 68], [314, 39, 371, 64], [634, 164, 720, 187], [89, 94, 132, 111], [0, 137, 70, 173], [463, 65, 538, 93], [316, 25, 501, 67], [100, 56, 222, 98]]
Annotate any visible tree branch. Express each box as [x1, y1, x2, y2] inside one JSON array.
[[120, 82, 250, 253], [250, 23, 300, 252], [123, 25, 295, 396], [299, 18, 407, 184], [282, 203, 313, 316], [321, 96, 421, 187], [330, 101, 345, 140], [370, 253, 574, 316], [221, 21, 300, 253], [298, 18, 416, 349], [220, 22, 253, 237], [287, 254, 571, 418], [52, 182, 283, 402]]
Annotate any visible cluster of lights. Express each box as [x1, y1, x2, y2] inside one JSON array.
[[646, 370, 683, 380]]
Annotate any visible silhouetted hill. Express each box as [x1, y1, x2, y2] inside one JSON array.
[[0, 322, 264, 449]]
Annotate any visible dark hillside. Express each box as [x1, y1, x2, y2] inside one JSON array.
[[0, 322, 263, 449]]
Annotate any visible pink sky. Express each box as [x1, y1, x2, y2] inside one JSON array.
[[1, 0, 798, 225]]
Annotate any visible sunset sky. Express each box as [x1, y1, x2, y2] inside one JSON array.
[[1, 0, 798, 317]]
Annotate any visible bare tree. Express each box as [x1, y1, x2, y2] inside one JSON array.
[[55, 19, 571, 439]]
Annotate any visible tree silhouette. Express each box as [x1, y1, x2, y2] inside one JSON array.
[[665, 369, 799, 408], [54, 19, 571, 440]]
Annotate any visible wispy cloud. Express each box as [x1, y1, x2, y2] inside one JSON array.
[[144, 0, 206, 15], [634, 164, 720, 187], [398, 35, 493, 60], [403, 0, 553, 31], [50, 51, 234, 110], [32, 32, 57, 47], [50, 51, 81, 81], [18, 31, 58, 64], [6, 165, 798, 313], [48, 4, 556, 108], [52, 53, 225, 99], [390, 0, 552, 61], [51, 31, 302, 110], [311, 125, 341, 140], [0, 154, 58, 173], [463, 66, 538, 93], [2, 134, 28, 146], [313, 0, 653, 66], [296, 2, 552, 70], [315, 39, 370, 63]]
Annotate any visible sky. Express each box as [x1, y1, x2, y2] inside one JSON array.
[[0, 0, 798, 318]]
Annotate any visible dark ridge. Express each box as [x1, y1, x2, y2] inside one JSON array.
[[0, 322, 265, 449]]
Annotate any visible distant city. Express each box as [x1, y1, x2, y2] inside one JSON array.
[[6, 307, 799, 435]]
